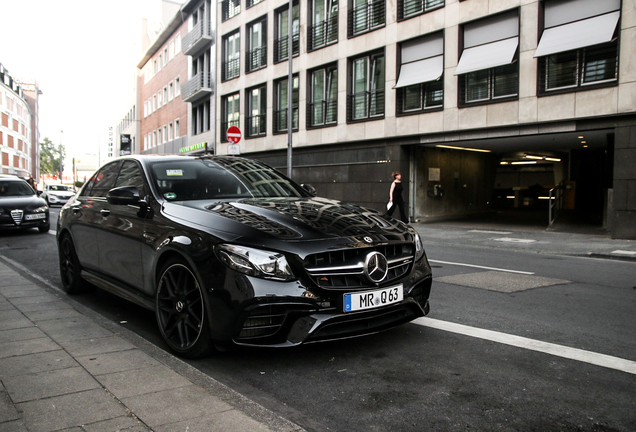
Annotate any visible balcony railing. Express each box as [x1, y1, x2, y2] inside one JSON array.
[[308, 15, 338, 51], [182, 19, 212, 56], [246, 46, 267, 72], [181, 72, 212, 103], [222, 57, 240, 81], [348, 90, 385, 121], [308, 100, 338, 127], [273, 107, 299, 133], [222, 0, 241, 21], [274, 32, 300, 63], [246, 114, 267, 137], [349, 0, 386, 37]]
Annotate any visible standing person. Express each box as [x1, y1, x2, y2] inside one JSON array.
[[27, 177, 37, 192], [387, 171, 408, 223]]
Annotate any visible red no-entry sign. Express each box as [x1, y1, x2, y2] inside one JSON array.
[[227, 126, 242, 144]]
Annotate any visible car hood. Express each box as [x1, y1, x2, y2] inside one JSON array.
[[0, 196, 48, 210], [163, 197, 411, 245]]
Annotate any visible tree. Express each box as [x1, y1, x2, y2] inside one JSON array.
[[40, 137, 66, 177]]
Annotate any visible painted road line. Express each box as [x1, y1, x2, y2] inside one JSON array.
[[611, 250, 636, 256], [428, 259, 535, 275], [494, 238, 537, 243], [469, 230, 513, 235], [413, 317, 636, 376]]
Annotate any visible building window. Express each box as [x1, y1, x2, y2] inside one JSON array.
[[398, 0, 444, 21], [349, 0, 385, 37], [192, 100, 210, 135], [163, 126, 168, 143], [535, 0, 620, 95], [309, 0, 338, 51], [153, 95, 157, 112], [175, 77, 181, 96], [175, 119, 180, 138], [308, 64, 338, 127], [222, 31, 241, 81], [348, 50, 385, 121], [158, 91, 163, 107], [247, 16, 267, 73], [274, 2, 300, 63], [395, 32, 444, 114], [169, 82, 174, 101], [169, 40, 175, 60], [222, 0, 241, 22], [168, 122, 174, 140], [456, 9, 519, 106], [247, 0, 264, 8], [163, 87, 168, 105], [274, 75, 299, 134], [221, 93, 240, 142], [246, 84, 267, 138]]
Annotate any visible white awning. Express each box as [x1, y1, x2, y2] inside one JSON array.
[[535, 11, 620, 57], [394, 55, 443, 88], [455, 37, 518, 75]]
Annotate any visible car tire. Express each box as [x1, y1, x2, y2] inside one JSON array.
[[58, 234, 91, 294], [38, 224, 50, 233], [155, 258, 213, 359]]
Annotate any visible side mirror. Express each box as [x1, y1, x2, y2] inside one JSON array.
[[301, 183, 317, 197], [107, 186, 141, 205]]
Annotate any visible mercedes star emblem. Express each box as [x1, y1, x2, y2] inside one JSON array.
[[364, 251, 388, 283]]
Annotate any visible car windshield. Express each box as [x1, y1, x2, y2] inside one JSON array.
[[149, 158, 308, 201], [49, 185, 72, 191], [0, 181, 35, 197]]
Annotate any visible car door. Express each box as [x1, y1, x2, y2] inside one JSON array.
[[97, 160, 148, 291], [69, 161, 121, 271]]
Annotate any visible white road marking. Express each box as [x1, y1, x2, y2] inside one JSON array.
[[428, 259, 535, 275], [612, 250, 636, 256], [469, 230, 513, 235], [413, 317, 636, 376], [494, 238, 537, 243]]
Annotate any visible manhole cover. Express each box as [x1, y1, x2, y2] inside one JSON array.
[[435, 271, 570, 292]]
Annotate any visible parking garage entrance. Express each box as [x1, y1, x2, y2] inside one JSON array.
[[412, 129, 614, 233]]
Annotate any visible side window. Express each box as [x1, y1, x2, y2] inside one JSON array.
[[87, 161, 122, 198], [115, 161, 146, 194]]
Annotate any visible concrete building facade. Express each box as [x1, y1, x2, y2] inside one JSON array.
[[209, 0, 636, 239]]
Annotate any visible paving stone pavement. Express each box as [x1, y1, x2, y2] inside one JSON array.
[[0, 261, 305, 432]]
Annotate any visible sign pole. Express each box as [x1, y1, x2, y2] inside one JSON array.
[[287, 0, 293, 179]]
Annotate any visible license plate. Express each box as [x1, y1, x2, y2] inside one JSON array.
[[344, 285, 403, 312], [25, 214, 46, 220]]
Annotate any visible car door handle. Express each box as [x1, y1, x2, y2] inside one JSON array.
[[100, 209, 111, 217]]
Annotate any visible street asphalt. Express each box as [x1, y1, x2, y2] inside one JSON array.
[[0, 218, 634, 431]]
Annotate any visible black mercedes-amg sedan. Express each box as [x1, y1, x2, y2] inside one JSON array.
[[57, 155, 432, 358], [0, 176, 50, 233]]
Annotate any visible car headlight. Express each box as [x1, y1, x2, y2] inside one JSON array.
[[216, 244, 295, 281], [33, 205, 48, 213], [414, 232, 424, 262]]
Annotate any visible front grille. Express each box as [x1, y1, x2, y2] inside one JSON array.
[[10, 209, 23, 225], [237, 305, 287, 340], [304, 244, 414, 290]]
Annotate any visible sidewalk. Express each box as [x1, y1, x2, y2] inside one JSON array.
[[412, 219, 636, 262], [0, 260, 305, 432]]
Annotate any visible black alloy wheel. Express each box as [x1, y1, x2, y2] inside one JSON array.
[[155, 259, 213, 358], [58, 234, 90, 294]]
